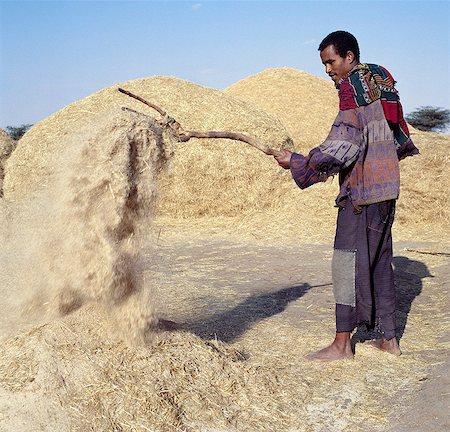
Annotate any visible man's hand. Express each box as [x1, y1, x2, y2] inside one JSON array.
[[274, 149, 293, 170]]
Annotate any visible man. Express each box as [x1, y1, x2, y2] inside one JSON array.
[[275, 31, 418, 361]]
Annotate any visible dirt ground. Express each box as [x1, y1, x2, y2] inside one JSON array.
[[1, 223, 448, 431], [148, 229, 449, 432]]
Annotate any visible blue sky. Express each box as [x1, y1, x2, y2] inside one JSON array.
[[1, 0, 449, 129]]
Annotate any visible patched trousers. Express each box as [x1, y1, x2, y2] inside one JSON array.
[[332, 199, 397, 340]]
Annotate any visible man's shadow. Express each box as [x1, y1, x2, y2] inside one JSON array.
[[184, 283, 316, 343], [352, 255, 433, 345]]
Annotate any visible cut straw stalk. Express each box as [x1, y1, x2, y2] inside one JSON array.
[[118, 87, 283, 157]]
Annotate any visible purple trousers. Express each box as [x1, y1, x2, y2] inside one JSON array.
[[332, 200, 396, 340]]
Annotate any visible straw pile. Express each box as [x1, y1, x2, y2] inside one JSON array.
[[392, 129, 450, 239], [6, 69, 447, 241], [222, 68, 450, 242], [0, 128, 16, 197], [0, 304, 298, 432], [3, 75, 293, 212], [225, 67, 339, 152]]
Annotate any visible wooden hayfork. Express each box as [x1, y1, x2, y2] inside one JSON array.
[[118, 88, 283, 158]]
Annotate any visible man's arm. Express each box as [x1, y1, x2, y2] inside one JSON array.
[[275, 110, 362, 189]]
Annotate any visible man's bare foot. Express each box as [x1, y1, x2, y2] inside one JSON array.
[[366, 337, 402, 356], [307, 332, 354, 361]]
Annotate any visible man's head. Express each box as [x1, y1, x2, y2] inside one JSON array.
[[318, 31, 360, 85]]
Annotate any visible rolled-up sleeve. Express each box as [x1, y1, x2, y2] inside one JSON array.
[[289, 110, 362, 190]]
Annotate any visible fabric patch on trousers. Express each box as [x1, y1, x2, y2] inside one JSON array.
[[332, 249, 356, 307]]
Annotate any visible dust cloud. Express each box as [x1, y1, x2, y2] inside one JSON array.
[[0, 110, 172, 342]]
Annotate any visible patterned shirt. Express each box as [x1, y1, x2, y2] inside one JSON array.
[[290, 63, 419, 210]]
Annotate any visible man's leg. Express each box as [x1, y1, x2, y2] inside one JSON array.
[[307, 204, 357, 361], [308, 200, 401, 361], [365, 201, 401, 355]]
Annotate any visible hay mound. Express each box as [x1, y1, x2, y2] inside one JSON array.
[[5, 70, 446, 239], [0, 304, 293, 432], [223, 68, 450, 241], [0, 128, 16, 197], [395, 130, 450, 236], [3, 76, 293, 217], [0, 109, 172, 341], [225, 67, 419, 150], [225, 68, 339, 152]]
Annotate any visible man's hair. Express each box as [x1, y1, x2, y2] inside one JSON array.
[[318, 31, 360, 62]]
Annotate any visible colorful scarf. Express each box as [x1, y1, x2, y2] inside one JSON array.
[[337, 63, 419, 160]]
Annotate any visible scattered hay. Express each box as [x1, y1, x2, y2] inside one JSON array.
[[0, 128, 16, 197], [143, 237, 449, 431], [0, 305, 297, 432], [1, 249, 444, 432]]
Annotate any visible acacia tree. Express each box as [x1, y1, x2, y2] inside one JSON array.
[[406, 106, 450, 132], [5, 124, 33, 140]]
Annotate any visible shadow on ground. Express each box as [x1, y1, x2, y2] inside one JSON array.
[[186, 283, 318, 342], [352, 255, 433, 346]]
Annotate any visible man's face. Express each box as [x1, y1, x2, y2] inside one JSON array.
[[320, 44, 356, 85]]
